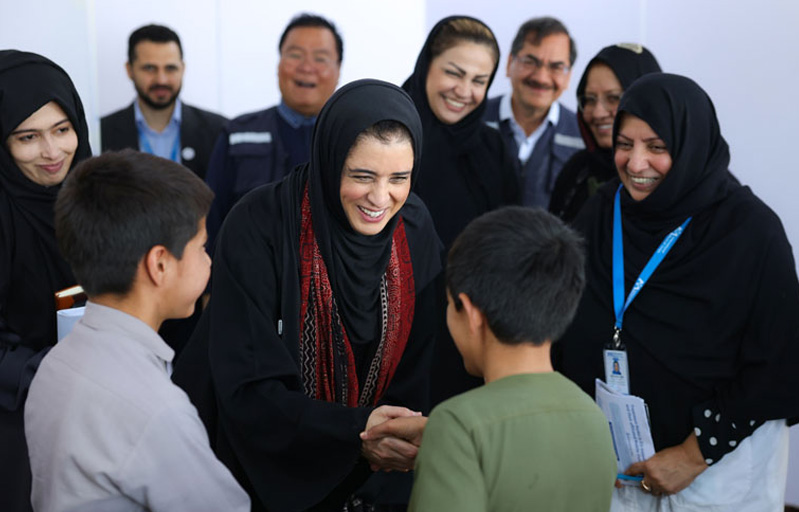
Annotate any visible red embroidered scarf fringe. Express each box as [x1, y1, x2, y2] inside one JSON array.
[[298, 187, 415, 407]]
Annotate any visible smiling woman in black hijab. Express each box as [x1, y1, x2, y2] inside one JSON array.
[[402, 16, 518, 406], [0, 50, 91, 512], [549, 43, 661, 222], [173, 79, 441, 511], [555, 73, 799, 510], [403, 16, 517, 251]]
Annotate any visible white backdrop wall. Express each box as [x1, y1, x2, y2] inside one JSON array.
[[1, 0, 798, 505], [0, 0, 101, 153], [93, 0, 427, 119]]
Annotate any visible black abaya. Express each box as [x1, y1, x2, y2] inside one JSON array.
[[174, 80, 441, 512], [402, 15, 518, 251], [0, 50, 91, 512], [555, 73, 799, 465], [401, 16, 519, 406]]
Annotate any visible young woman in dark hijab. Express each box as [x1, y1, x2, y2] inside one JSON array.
[[173, 79, 441, 512], [403, 15, 517, 250], [402, 16, 518, 405], [555, 73, 799, 510], [0, 50, 91, 512], [549, 43, 660, 222]]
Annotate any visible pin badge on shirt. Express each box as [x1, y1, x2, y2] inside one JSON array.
[[181, 146, 196, 161]]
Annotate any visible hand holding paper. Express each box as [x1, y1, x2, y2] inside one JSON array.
[[624, 432, 707, 495], [594, 379, 655, 485]]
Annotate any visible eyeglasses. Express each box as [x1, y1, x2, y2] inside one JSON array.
[[578, 92, 622, 112], [281, 50, 336, 72], [512, 54, 570, 76]]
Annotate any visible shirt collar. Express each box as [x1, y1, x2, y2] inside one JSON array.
[[133, 97, 183, 131], [277, 100, 317, 129], [499, 94, 561, 131], [79, 301, 175, 364]]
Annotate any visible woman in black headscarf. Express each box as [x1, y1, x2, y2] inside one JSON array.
[[555, 73, 799, 510], [0, 50, 91, 512], [173, 79, 441, 511], [549, 43, 660, 222], [402, 16, 518, 405]]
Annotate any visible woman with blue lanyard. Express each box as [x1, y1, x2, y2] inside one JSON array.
[[554, 72, 799, 511]]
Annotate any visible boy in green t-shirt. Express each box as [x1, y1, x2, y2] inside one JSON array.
[[407, 206, 616, 511]]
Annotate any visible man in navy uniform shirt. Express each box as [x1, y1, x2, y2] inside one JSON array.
[[203, 13, 343, 249]]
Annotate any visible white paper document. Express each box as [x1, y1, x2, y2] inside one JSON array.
[[57, 306, 85, 341], [595, 378, 655, 481]]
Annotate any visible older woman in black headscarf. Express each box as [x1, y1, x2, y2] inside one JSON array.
[[549, 44, 660, 222], [0, 50, 91, 512], [173, 79, 441, 511], [402, 15, 518, 406], [555, 73, 799, 511]]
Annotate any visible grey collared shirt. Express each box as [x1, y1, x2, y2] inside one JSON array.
[[25, 302, 250, 512]]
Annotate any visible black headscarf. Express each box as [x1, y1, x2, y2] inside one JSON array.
[[0, 51, 91, 227], [403, 15, 499, 150], [612, 72, 735, 226], [576, 44, 661, 162], [557, 73, 799, 452], [307, 79, 427, 347], [402, 16, 516, 249], [549, 45, 661, 222], [0, 51, 91, 511], [0, 50, 90, 355], [173, 80, 440, 511]]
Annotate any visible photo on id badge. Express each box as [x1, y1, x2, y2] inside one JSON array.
[[603, 348, 630, 395]]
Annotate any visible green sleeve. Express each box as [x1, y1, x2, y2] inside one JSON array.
[[408, 405, 486, 512]]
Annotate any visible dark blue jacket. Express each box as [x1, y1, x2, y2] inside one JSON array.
[[484, 96, 583, 208], [205, 106, 295, 249]]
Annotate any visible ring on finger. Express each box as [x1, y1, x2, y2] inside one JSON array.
[[641, 480, 651, 492]]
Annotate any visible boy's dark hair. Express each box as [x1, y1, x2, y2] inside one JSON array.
[[510, 16, 576, 66], [55, 149, 213, 297], [446, 206, 585, 346], [128, 24, 183, 63], [279, 13, 343, 63]]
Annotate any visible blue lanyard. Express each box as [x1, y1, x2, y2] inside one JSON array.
[[139, 132, 181, 163], [612, 185, 691, 344]]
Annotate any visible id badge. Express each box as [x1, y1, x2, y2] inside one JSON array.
[[603, 348, 630, 395]]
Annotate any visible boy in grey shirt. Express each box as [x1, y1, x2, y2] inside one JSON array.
[[25, 150, 250, 511]]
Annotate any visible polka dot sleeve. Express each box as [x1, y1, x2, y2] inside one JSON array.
[[691, 402, 763, 465]]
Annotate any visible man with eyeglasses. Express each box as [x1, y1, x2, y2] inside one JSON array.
[[204, 13, 342, 249], [484, 17, 583, 208]]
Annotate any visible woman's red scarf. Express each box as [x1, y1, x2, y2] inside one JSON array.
[[298, 187, 415, 407]]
